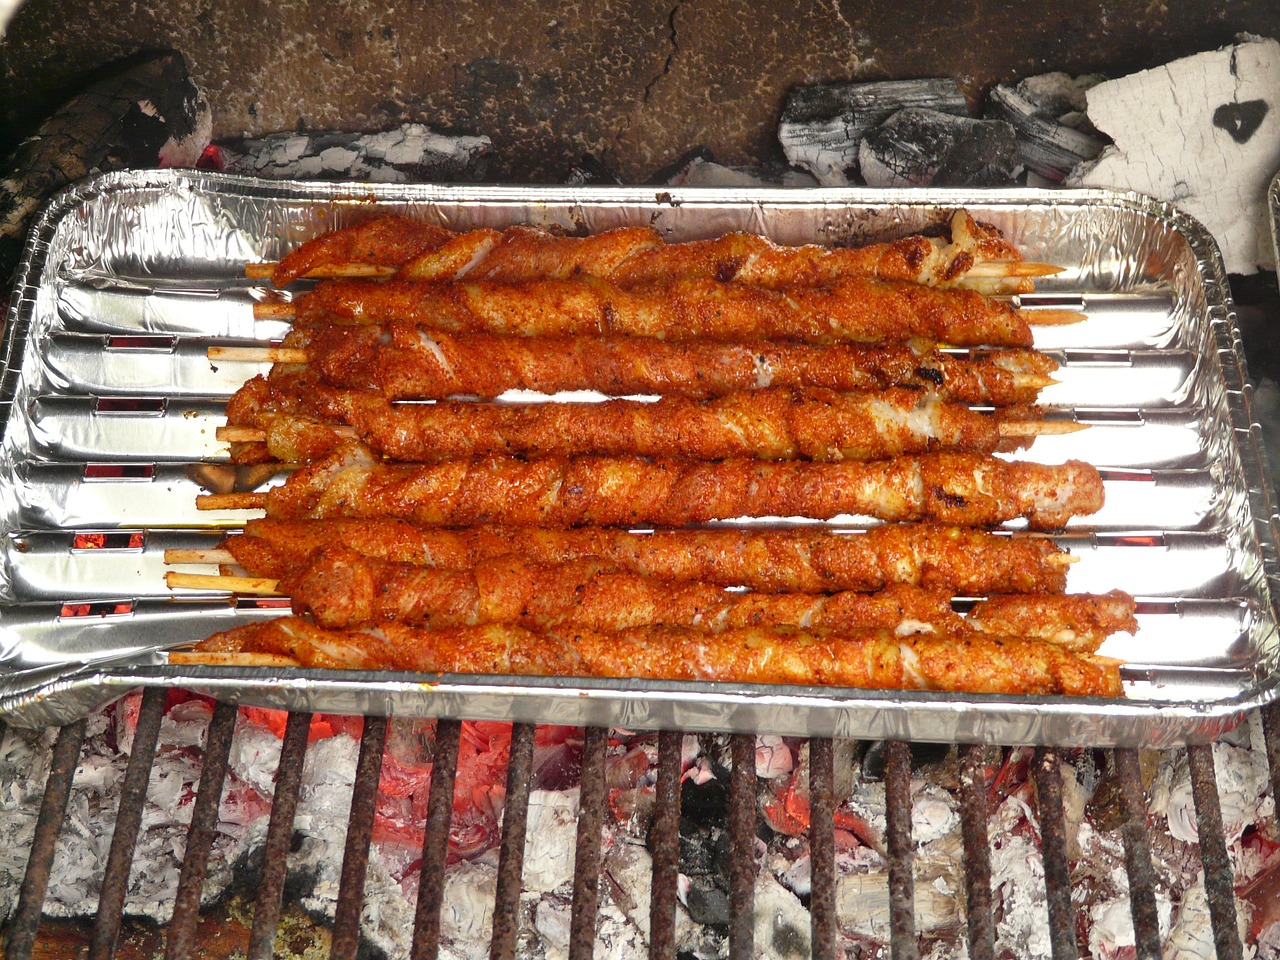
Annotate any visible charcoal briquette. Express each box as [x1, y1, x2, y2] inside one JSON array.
[[858, 107, 1020, 187]]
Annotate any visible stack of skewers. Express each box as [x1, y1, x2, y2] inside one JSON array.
[[166, 210, 1135, 697]]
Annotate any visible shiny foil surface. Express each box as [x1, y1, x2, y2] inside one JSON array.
[[0, 170, 1276, 745]]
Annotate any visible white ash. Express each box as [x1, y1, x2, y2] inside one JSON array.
[[216, 122, 492, 183], [1148, 715, 1274, 852], [0, 698, 261, 924], [753, 870, 811, 958], [989, 791, 1052, 960], [440, 861, 497, 959], [521, 790, 579, 894], [910, 783, 959, 846], [1069, 35, 1280, 274]]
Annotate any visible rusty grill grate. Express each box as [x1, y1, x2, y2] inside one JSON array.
[[3, 695, 1278, 960]]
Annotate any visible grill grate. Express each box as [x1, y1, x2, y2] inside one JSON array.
[[3, 705, 1276, 959]]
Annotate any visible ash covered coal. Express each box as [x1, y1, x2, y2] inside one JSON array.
[[1, 698, 1276, 958], [858, 108, 1019, 188], [779, 79, 968, 186], [214, 122, 491, 183], [984, 72, 1108, 184]]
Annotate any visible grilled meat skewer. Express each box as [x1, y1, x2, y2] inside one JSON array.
[[282, 274, 1036, 348], [262, 326, 1059, 405], [266, 210, 1042, 295], [261, 545, 1135, 649], [198, 443, 1103, 530], [214, 519, 1075, 596], [188, 617, 1122, 697], [224, 375, 1063, 464]]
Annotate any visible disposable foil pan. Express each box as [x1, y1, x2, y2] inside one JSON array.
[[0, 169, 1277, 746]]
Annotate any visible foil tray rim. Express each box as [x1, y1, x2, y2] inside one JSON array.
[[2, 169, 1277, 745]]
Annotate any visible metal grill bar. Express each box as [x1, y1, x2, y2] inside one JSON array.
[[1113, 749, 1161, 960], [88, 686, 168, 960], [569, 725, 608, 960], [1187, 744, 1243, 960], [490, 722, 537, 960], [728, 733, 757, 959], [884, 740, 917, 960], [808, 737, 837, 960], [1033, 747, 1079, 960], [649, 729, 683, 960], [164, 700, 238, 960], [5, 718, 87, 960], [247, 710, 313, 960], [959, 745, 995, 960], [411, 717, 462, 960], [331, 714, 389, 960], [9, 703, 1277, 960], [1262, 701, 1280, 806]]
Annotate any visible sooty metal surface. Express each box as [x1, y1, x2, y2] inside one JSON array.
[[728, 733, 757, 960], [491, 722, 537, 960], [958, 745, 996, 960], [412, 718, 462, 960], [247, 710, 312, 960], [569, 725, 608, 960], [1034, 747, 1079, 960], [1114, 748, 1162, 960], [164, 700, 238, 960], [5, 717, 86, 960], [6, 708, 1280, 958], [808, 736, 837, 960], [649, 729, 683, 960], [332, 714, 388, 960], [1188, 744, 1245, 960], [884, 740, 918, 960], [89, 686, 167, 960]]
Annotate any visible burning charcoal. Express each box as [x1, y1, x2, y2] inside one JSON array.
[[680, 770, 730, 827], [681, 875, 731, 928], [215, 122, 491, 183], [985, 73, 1108, 182], [858, 108, 1020, 188], [1069, 35, 1280, 274], [0, 50, 210, 282], [778, 78, 968, 185], [678, 818, 719, 876]]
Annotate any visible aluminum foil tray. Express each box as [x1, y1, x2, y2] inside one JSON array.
[[1, 169, 1277, 746]]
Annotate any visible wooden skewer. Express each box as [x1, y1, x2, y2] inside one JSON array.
[[997, 420, 1087, 437], [209, 345, 310, 363], [168, 650, 301, 667], [1047, 554, 1080, 566], [1017, 309, 1086, 326], [197, 492, 268, 511], [246, 259, 1065, 283], [214, 419, 1088, 446], [246, 262, 397, 280], [166, 571, 281, 594], [250, 301, 1087, 326], [965, 261, 1065, 279], [216, 424, 358, 443], [165, 548, 237, 565], [253, 301, 296, 320]]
